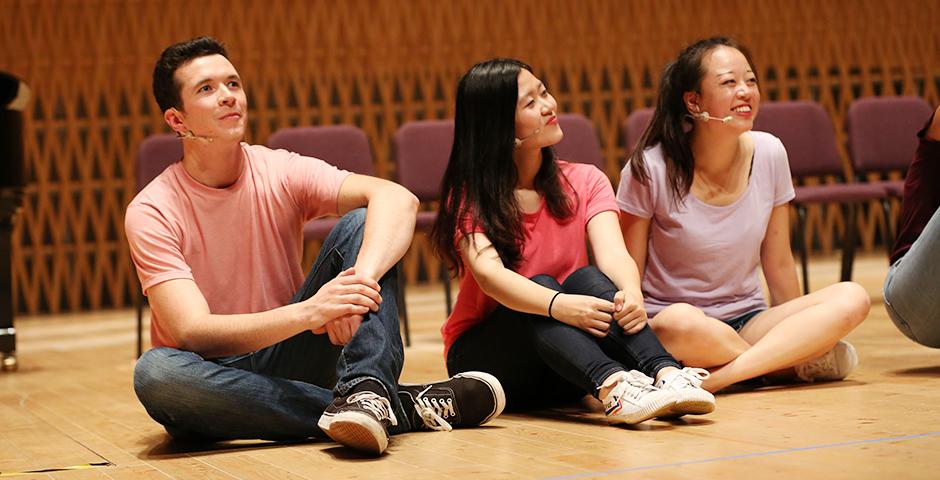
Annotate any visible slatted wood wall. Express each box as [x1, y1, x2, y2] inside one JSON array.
[[2, 0, 938, 314]]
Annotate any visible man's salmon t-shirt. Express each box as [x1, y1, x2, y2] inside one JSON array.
[[125, 143, 350, 348]]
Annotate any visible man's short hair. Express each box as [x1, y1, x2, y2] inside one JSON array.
[[152, 36, 228, 112]]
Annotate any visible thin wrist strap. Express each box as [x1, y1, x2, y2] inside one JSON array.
[[548, 292, 562, 319]]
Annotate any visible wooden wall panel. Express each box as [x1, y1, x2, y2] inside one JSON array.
[[2, 0, 938, 314]]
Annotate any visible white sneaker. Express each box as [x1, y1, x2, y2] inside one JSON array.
[[795, 340, 858, 383], [601, 370, 676, 425], [655, 367, 716, 417]]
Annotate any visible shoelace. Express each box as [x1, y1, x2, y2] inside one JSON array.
[[618, 371, 659, 400], [668, 367, 710, 389], [346, 391, 398, 426], [409, 386, 454, 432]]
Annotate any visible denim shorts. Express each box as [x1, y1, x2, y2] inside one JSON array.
[[724, 309, 765, 332]]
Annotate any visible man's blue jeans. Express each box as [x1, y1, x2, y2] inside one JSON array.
[[884, 206, 940, 348], [133, 209, 411, 440]]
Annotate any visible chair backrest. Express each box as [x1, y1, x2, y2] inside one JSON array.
[[393, 120, 454, 202], [136, 133, 183, 192], [267, 125, 376, 175], [753, 100, 844, 178], [553, 113, 604, 170], [846, 96, 933, 175], [623, 108, 655, 157]]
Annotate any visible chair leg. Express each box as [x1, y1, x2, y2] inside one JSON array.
[[840, 203, 858, 283], [136, 291, 144, 358], [881, 198, 896, 260], [439, 263, 453, 316], [396, 262, 411, 347], [795, 205, 810, 295]]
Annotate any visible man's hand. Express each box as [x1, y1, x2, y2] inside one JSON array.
[[305, 267, 381, 339], [320, 315, 364, 346]]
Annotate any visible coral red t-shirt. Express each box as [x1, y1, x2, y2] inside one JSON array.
[[441, 161, 618, 354]]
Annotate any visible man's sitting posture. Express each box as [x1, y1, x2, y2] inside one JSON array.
[[127, 37, 503, 455]]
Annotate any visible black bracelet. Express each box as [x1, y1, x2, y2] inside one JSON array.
[[548, 292, 562, 319]]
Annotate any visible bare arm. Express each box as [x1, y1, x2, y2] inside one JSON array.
[[148, 267, 380, 358], [336, 174, 419, 280], [461, 232, 615, 337], [590, 211, 641, 294], [760, 204, 801, 305], [588, 211, 647, 333], [317, 174, 418, 345], [619, 211, 651, 278]]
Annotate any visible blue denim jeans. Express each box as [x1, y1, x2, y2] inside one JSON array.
[[446, 266, 681, 410], [884, 206, 940, 348], [133, 209, 410, 440]]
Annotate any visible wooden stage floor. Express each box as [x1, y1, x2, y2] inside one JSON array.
[[2, 254, 938, 479]]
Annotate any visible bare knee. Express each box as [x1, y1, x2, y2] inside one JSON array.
[[651, 303, 709, 341], [830, 282, 871, 329]]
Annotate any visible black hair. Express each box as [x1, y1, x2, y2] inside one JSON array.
[[152, 36, 228, 112], [628, 36, 755, 203], [431, 58, 574, 276]]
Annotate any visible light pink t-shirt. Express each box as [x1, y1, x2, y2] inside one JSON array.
[[441, 161, 618, 354], [616, 131, 795, 321], [125, 143, 350, 348]]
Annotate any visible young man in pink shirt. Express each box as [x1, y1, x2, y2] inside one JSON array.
[[127, 37, 503, 455]]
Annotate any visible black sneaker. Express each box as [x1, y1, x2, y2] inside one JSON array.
[[398, 371, 506, 431], [317, 380, 398, 455]]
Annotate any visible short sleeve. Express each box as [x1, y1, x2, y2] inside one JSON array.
[[280, 151, 352, 220], [580, 165, 618, 221], [125, 204, 193, 294], [616, 155, 656, 219]]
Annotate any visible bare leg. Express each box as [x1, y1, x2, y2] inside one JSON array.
[[703, 282, 869, 392], [649, 303, 751, 368]]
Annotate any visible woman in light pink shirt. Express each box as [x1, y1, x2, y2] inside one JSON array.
[[431, 58, 714, 425], [618, 37, 870, 393]]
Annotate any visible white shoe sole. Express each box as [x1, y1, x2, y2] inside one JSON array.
[[661, 398, 716, 418], [607, 394, 676, 425], [453, 371, 507, 425], [399, 370, 507, 427], [317, 411, 388, 455]]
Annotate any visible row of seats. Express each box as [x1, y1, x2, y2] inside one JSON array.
[[133, 96, 932, 355]]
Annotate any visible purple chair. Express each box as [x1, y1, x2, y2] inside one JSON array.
[[623, 108, 655, 158], [393, 120, 455, 315], [755, 101, 888, 293], [267, 125, 411, 346], [554, 113, 605, 171], [847, 96, 932, 194], [134, 133, 183, 357], [847, 96, 933, 254]]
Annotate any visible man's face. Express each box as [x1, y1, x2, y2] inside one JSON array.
[[170, 54, 247, 142]]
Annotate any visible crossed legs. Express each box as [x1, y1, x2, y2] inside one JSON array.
[[650, 282, 870, 392]]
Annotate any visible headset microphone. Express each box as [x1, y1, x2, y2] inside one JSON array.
[[178, 130, 215, 143], [513, 127, 542, 148], [688, 111, 733, 124]]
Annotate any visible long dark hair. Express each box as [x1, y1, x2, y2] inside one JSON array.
[[628, 37, 755, 203], [431, 58, 574, 276]]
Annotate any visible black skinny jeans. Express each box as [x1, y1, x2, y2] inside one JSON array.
[[446, 266, 681, 410]]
